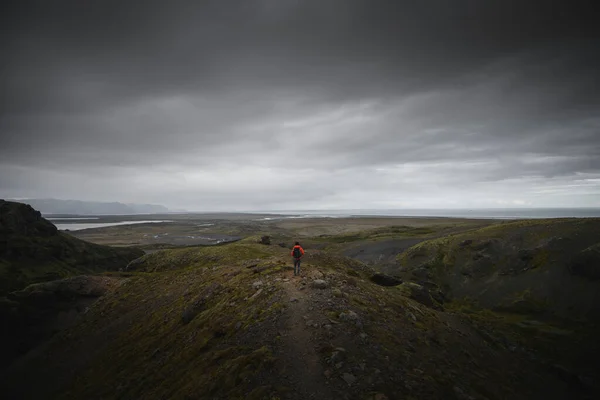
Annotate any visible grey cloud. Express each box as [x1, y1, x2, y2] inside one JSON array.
[[1, 0, 599, 209]]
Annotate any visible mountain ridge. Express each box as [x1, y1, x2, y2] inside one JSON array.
[[12, 198, 170, 215]]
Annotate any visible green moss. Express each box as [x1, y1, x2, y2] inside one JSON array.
[[130, 243, 274, 272], [47, 260, 286, 399], [312, 225, 440, 245], [0, 230, 143, 294]]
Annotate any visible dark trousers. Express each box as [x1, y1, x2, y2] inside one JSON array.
[[293, 258, 301, 274]]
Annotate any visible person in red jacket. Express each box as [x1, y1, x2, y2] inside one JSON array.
[[291, 242, 305, 276]]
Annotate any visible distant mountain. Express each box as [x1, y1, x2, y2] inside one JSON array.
[[14, 198, 169, 215]]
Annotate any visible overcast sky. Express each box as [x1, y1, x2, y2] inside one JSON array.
[[1, 0, 599, 211]]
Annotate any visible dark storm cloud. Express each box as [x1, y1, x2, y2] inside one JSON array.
[[1, 0, 599, 209]]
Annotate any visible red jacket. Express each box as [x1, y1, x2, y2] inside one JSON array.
[[291, 245, 305, 258]]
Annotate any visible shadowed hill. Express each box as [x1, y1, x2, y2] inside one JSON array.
[[395, 218, 600, 395], [396, 218, 600, 321], [0, 200, 144, 294], [1, 240, 589, 400], [0, 200, 145, 369]]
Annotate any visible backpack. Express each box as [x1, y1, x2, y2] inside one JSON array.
[[293, 247, 301, 258]]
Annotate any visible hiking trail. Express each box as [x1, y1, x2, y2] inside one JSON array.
[[274, 272, 337, 400]]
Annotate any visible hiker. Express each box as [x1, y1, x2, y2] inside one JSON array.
[[291, 242, 305, 276]]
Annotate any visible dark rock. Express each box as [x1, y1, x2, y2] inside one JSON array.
[[342, 372, 356, 386], [0, 200, 57, 238], [126, 255, 148, 271], [312, 279, 329, 289], [399, 282, 443, 310], [459, 239, 473, 247], [252, 280, 263, 289], [339, 311, 359, 323], [370, 273, 403, 286], [278, 242, 287, 248], [259, 235, 271, 245]]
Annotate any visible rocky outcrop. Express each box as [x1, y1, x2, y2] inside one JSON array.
[[397, 282, 444, 310], [0, 200, 57, 239]]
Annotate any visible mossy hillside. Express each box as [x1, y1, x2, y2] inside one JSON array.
[[301, 249, 375, 277], [2, 239, 586, 399], [127, 242, 275, 272], [397, 218, 600, 320], [0, 275, 124, 369], [0, 232, 144, 293], [300, 223, 481, 250], [311, 225, 438, 244], [128, 240, 375, 278], [445, 299, 600, 386], [4, 260, 286, 399], [0, 200, 144, 294]]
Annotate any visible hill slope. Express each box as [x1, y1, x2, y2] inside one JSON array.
[[396, 218, 600, 321], [0, 200, 144, 294], [1, 240, 590, 400]]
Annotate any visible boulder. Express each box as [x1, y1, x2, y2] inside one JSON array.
[[252, 280, 264, 289], [339, 310, 359, 322], [311, 279, 329, 289], [342, 372, 356, 386]]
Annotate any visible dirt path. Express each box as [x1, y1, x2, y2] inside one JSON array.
[[275, 274, 335, 400]]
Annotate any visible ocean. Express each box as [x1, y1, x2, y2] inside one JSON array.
[[255, 208, 600, 220]]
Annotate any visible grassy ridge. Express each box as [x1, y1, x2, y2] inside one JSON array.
[[4, 214, 600, 398], [2, 242, 576, 399]]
